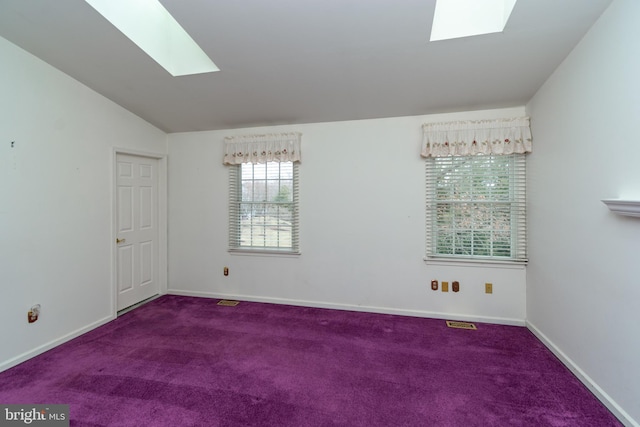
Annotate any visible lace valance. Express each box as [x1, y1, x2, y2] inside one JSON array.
[[421, 117, 532, 158], [223, 132, 302, 165]]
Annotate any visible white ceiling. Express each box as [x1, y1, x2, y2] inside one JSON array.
[[0, 0, 612, 133]]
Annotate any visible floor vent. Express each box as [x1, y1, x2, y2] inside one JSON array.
[[217, 300, 240, 307], [446, 321, 477, 330]]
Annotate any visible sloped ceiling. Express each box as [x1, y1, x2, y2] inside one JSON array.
[[0, 0, 612, 133]]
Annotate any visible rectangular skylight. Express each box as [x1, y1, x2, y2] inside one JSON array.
[[430, 0, 517, 41], [85, 0, 219, 76]]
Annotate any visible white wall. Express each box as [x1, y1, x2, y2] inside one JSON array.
[[526, 0, 640, 424], [168, 107, 526, 325], [0, 37, 167, 370]]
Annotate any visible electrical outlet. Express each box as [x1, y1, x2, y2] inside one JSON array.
[[452, 281, 460, 292], [431, 280, 438, 291], [223, 267, 229, 276], [28, 304, 40, 323], [485, 283, 493, 294], [441, 281, 449, 292]]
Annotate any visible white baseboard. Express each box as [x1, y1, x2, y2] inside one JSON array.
[[0, 314, 115, 374], [526, 320, 638, 427], [167, 289, 525, 326]]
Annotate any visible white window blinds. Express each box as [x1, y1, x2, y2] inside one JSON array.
[[224, 133, 301, 254], [425, 154, 526, 262], [422, 118, 531, 263]]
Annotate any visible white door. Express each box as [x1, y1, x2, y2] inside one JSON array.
[[115, 153, 159, 311]]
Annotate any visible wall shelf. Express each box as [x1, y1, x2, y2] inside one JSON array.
[[602, 199, 640, 217]]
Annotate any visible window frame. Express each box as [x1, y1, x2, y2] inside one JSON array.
[[425, 153, 527, 265], [228, 160, 300, 255]]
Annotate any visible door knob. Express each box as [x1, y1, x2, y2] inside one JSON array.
[[116, 238, 126, 244]]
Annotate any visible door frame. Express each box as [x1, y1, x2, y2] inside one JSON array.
[[112, 148, 168, 316]]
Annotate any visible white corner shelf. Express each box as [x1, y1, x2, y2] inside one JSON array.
[[602, 199, 640, 217]]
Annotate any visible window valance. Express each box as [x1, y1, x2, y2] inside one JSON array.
[[223, 132, 302, 165], [421, 117, 532, 158]]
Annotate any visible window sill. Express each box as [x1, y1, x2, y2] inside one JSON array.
[[423, 257, 526, 270], [229, 249, 301, 258]]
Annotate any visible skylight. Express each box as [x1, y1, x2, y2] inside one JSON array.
[[85, 0, 219, 76], [430, 0, 517, 41]]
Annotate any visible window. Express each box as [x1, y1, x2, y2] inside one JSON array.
[[425, 154, 526, 262], [421, 117, 531, 263], [229, 161, 299, 253], [223, 132, 302, 254]]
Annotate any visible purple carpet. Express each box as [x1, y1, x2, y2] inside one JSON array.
[[0, 295, 620, 426]]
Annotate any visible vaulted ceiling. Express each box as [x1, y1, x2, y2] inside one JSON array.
[[0, 0, 612, 133]]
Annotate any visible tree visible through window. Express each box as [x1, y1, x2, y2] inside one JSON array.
[[426, 154, 526, 261], [229, 161, 299, 252]]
